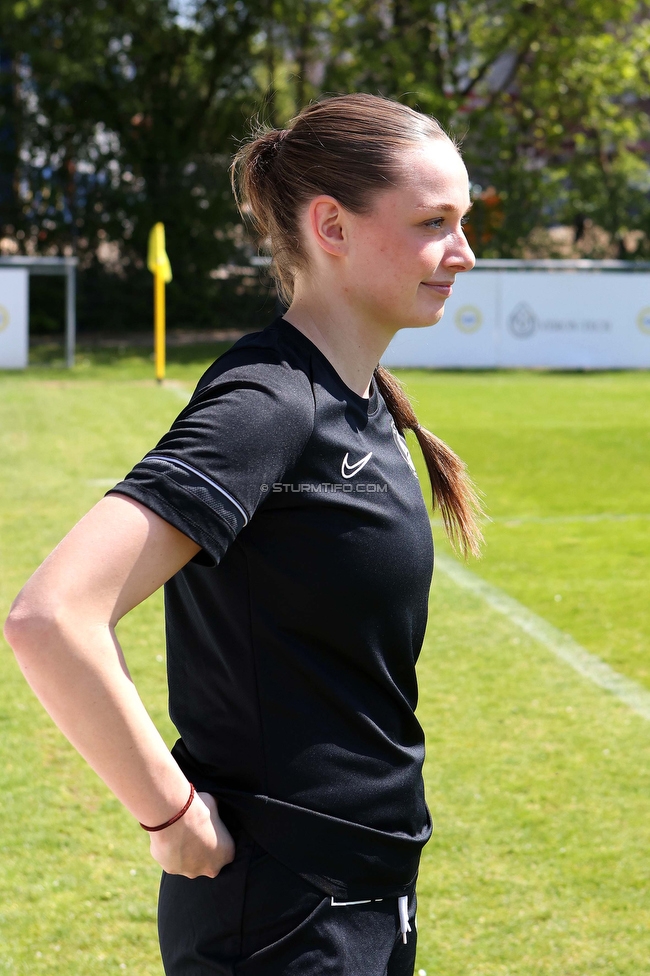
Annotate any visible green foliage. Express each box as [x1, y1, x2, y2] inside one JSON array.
[[1, 0, 649, 331], [0, 0, 275, 330], [316, 0, 650, 256]]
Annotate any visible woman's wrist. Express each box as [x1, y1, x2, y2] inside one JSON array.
[[127, 758, 200, 830], [139, 782, 195, 832]]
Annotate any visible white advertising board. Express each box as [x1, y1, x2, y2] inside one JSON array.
[[381, 271, 650, 369], [499, 272, 650, 369], [381, 272, 500, 368], [0, 269, 29, 369]]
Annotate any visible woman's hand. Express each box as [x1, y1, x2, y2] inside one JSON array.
[[149, 793, 236, 878]]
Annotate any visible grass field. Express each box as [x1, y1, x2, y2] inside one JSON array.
[[1, 346, 649, 974]]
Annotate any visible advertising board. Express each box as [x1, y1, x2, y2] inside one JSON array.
[[0, 269, 29, 369], [381, 271, 650, 369]]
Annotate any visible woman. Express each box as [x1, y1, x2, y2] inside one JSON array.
[[4, 93, 481, 975]]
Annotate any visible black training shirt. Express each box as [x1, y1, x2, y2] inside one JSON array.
[[108, 316, 434, 899]]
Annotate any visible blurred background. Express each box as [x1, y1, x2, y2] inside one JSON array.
[[1, 0, 649, 339]]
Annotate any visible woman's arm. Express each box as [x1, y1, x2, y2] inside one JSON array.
[[3, 493, 234, 878]]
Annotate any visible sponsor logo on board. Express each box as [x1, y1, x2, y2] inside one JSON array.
[[637, 307, 650, 335], [508, 302, 537, 338], [454, 305, 483, 333], [507, 302, 612, 340]]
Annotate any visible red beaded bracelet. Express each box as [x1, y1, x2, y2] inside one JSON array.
[[139, 783, 196, 832]]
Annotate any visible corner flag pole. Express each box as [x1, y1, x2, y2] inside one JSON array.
[[154, 267, 165, 382], [147, 223, 172, 385]]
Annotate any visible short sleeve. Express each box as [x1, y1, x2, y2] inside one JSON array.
[[107, 361, 315, 565]]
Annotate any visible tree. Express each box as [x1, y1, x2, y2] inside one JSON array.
[[314, 0, 650, 257], [2, 0, 649, 335], [0, 0, 273, 331]]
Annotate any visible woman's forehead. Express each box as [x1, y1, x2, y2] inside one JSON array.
[[387, 143, 470, 211]]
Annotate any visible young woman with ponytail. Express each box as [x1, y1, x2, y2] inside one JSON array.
[[5, 93, 481, 975]]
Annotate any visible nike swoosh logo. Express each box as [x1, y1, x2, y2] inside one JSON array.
[[341, 451, 373, 479]]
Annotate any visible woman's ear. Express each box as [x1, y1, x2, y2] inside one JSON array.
[[307, 196, 349, 258]]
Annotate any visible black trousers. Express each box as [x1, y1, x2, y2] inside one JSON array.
[[158, 832, 418, 975]]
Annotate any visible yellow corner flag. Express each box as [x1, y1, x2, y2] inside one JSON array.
[[147, 223, 172, 383]]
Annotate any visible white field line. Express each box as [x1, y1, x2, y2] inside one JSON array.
[[165, 384, 191, 404], [432, 513, 650, 527], [490, 513, 650, 527], [435, 551, 650, 722]]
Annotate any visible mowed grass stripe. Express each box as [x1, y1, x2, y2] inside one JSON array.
[[0, 378, 187, 975], [416, 571, 650, 976], [403, 369, 650, 690], [432, 513, 650, 526], [2, 359, 650, 974], [436, 550, 650, 722]]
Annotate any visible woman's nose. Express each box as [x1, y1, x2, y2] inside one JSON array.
[[446, 232, 476, 273]]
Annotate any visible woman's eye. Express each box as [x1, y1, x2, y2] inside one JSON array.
[[424, 215, 471, 229]]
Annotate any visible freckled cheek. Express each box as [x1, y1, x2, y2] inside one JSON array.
[[352, 232, 422, 293], [354, 244, 397, 282], [355, 264, 407, 309]]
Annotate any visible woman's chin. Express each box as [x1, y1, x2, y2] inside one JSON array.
[[404, 304, 447, 330]]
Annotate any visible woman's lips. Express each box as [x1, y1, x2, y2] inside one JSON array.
[[422, 281, 453, 297]]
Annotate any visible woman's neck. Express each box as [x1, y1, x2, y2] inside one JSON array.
[[282, 292, 395, 399]]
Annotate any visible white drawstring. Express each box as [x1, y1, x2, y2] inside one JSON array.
[[331, 897, 382, 906], [330, 893, 412, 944], [398, 895, 411, 944]]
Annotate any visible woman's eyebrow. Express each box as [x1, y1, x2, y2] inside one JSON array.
[[415, 202, 474, 214]]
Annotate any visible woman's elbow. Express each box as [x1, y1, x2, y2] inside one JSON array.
[[4, 593, 60, 660]]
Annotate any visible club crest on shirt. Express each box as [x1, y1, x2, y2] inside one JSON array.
[[390, 419, 417, 475]]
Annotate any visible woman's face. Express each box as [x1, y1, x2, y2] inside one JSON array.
[[333, 139, 475, 333]]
